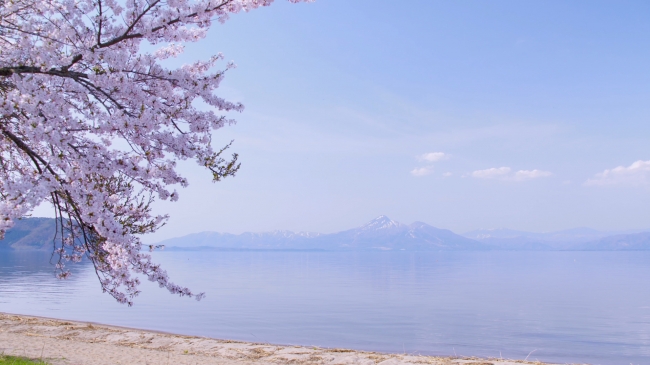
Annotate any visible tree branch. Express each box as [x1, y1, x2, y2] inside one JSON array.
[[0, 65, 87, 79], [96, 0, 233, 49]]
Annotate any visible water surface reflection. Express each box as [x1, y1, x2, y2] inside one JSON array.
[[1, 250, 649, 365]]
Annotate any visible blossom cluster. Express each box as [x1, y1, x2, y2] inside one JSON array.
[[0, 0, 305, 305]]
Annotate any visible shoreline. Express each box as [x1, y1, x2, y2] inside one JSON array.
[[0, 312, 566, 365]]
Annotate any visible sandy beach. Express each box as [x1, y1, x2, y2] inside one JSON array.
[[0, 313, 568, 365]]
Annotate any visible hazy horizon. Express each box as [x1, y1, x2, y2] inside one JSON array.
[[153, 215, 650, 238]]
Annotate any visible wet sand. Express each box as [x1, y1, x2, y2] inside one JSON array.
[[0, 313, 566, 365]]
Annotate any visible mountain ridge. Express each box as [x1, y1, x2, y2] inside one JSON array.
[[3, 216, 650, 251], [158, 216, 650, 251]]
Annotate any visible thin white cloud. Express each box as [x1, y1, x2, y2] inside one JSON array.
[[410, 166, 434, 177], [472, 167, 511, 179], [411, 152, 448, 177], [418, 152, 450, 162], [585, 160, 650, 186], [514, 169, 553, 181], [472, 167, 552, 182], [442, 172, 452, 178]]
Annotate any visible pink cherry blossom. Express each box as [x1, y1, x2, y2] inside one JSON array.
[[0, 0, 308, 305]]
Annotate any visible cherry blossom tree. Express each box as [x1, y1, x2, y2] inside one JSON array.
[[0, 0, 305, 305]]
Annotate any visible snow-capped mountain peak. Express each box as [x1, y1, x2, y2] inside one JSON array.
[[361, 215, 403, 231]]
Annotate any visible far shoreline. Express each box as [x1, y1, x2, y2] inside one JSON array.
[[0, 312, 565, 365]]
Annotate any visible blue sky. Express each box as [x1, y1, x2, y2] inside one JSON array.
[[35, 0, 650, 239]]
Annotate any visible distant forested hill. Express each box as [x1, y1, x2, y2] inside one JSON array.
[[0, 218, 55, 250]]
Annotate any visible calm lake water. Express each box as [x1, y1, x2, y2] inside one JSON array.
[[1, 250, 649, 365]]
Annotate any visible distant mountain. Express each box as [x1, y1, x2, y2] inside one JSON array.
[[158, 230, 320, 250], [4, 216, 650, 252], [314, 216, 486, 251], [0, 217, 55, 250], [464, 227, 650, 250], [159, 216, 487, 251], [464, 227, 607, 250], [572, 232, 650, 250]]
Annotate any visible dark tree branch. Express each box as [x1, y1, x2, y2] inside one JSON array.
[[96, 0, 233, 49], [0, 65, 88, 78]]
